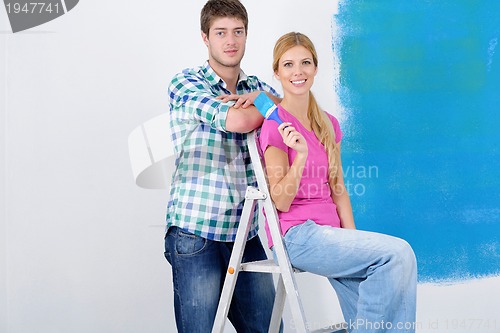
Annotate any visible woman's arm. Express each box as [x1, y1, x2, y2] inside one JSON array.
[[331, 142, 356, 229], [263, 124, 308, 212]]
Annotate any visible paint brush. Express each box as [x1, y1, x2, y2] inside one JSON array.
[[254, 92, 284, 125]]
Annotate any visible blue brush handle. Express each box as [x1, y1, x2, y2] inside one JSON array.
[[267, 110, 283, 125]]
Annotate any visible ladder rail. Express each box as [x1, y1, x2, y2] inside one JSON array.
[[247, 131, 310, 333], [212, 131, 347, 333], [211, 189, 259, 333]]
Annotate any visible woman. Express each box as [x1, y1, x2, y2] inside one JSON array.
[[258, 32, 417, 333]]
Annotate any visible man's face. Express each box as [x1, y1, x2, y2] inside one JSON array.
[[202, 17, 247, 69]]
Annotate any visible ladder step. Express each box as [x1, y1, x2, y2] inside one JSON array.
[[240, 259, 305, 274], [240, 259, 281, 273]]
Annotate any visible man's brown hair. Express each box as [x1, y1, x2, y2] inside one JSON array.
[[200, 0, 248, 36]]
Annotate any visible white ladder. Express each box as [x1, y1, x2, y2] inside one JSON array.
[[211, 131, 346, 333]]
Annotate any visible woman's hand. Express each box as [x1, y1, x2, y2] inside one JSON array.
[[216, 91, 260, 109], [278, 123, 308, 157]]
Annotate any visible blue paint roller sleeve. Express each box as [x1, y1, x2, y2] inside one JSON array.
[[254, 92, 284, 125]]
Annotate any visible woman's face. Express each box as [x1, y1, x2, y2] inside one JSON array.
[[275, 45, 317, 97]]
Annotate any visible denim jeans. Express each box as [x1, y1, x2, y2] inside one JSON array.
[[281, 220, 417, 333], [164, 226, 278, 333]]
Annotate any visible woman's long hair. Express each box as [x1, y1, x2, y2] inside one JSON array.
[[272, 32, 340, 185]]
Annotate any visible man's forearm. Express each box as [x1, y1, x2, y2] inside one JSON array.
[[225, 106, 264, 133]]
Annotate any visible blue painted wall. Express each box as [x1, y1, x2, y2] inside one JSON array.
[[334, 0, 500, 282]]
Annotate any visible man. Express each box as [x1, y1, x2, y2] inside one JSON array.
[[164, 1, 281, 332]]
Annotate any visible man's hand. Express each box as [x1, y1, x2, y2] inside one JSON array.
[[216, 91, 261, 109]]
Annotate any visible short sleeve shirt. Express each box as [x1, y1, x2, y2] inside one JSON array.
[[258, 105, 343, 247]]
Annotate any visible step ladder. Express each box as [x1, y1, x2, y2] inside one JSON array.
[[211, 131, 346, 333]]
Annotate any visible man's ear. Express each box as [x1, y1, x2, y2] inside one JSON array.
[[201, 31, 209, 47]]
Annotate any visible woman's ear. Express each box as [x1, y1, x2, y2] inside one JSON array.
[[274, 71, 280, 80]]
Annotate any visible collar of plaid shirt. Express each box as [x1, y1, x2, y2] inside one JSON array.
[[201, 61, 249, 90]]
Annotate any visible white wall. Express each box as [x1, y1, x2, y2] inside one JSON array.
[[2, 1, 173, 332], [417, 277, 499, 333], [1, 14, 8, 333], [1, 1, 499, 333]]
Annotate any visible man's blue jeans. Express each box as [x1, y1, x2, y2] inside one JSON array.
[[164, 226, 277, 333], [281, 220, 417, 333]]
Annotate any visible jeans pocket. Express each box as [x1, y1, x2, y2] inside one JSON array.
[[164, 227, 173, 264], [175, 229, 207, 256]]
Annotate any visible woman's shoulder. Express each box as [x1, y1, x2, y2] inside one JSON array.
[[323, 110, 340, 124], [322, 110, 343, 142]]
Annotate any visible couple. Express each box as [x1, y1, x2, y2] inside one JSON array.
[[164, 0, 417, 332]]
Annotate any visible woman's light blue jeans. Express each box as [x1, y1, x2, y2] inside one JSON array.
[[281, 220, 417, 333]]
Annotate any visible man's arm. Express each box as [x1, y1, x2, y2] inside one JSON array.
[[169, 71, 281, 134], [224, 91, 264, 133], [221, 91, 282, 133], [225, 106, 264, 133], [169, 72, 234, 132]]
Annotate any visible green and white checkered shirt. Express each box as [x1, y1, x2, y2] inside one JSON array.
[[166, 61, 279, 242]]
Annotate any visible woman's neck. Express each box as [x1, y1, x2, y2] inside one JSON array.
[[280, 94, 311, 130]]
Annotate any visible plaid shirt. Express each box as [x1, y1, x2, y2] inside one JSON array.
[[166, 61, 279, 242]]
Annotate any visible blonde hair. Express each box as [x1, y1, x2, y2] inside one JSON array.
[[273, 32, 340, 185]]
